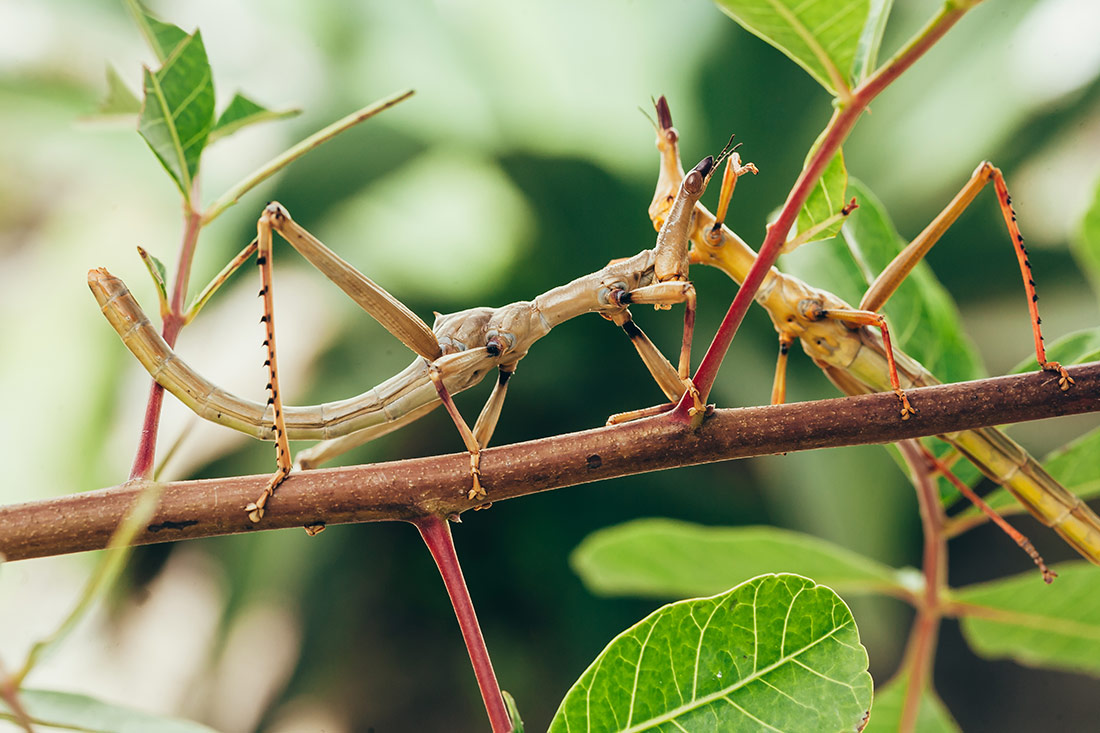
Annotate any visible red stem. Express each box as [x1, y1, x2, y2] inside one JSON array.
[[896, 440, 946, 733], [412, 515, 512, 733], [682, 106, 852, 410], [674, 3, 972, 420], [0, 659, 33, 733], [129, 203, 203, 479]]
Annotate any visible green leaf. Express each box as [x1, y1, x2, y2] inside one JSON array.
[[713, 0, 870, 98], [1, 689, 216, 732], [138, 31, 215, 203], [791, 149, 849, 248], [863, 676, 959, 732], [1042, 427, 1100, 503], [1009, 328, 1100, 374], [137, 246, 168, 304], [208, 93, 302, 144], [549, 574, 873, 732], [144, 16, 189, 60], [954, 562, 1100, 676], [571, 519, 906, 599], [502, 690, 525, 733], [126, 1, 189, 62], [852, 0, 894, 83], [1072, 172, 1100, 302], [95, 65, 141, 117]]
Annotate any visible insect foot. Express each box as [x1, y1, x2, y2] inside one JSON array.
[[468, 453, 486, 501], [895, 389, 917, 421], [1044, 361, 1075, 392]]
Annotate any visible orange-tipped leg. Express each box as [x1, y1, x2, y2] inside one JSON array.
[[809, 304, 916, 420], [861, 162, 1072, 393], [246, 208, 294, 523], [919, 444, 1055, 583]]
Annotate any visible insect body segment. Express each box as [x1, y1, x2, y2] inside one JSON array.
[[88, 270, 497, 442]]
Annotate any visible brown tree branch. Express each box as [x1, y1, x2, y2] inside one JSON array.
[[2, 363, 1098, 562]]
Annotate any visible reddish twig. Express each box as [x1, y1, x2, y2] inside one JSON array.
[[414, 516, 512, 732], [129, 203, 204, 480]]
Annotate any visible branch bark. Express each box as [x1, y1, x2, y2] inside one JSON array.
[[3, 363, 1098, 562]]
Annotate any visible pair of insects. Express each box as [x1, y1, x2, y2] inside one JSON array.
[[90, 96, 1100, 575]]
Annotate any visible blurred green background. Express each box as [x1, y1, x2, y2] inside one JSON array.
[[2, 0, 1099, 730]]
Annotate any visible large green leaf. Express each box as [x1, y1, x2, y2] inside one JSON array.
[[1072, 173, 1100, 302], [208, 93, 301, 144], [137, 31, 215, 203], [550, 574, 873, 732], [713, 0, 870, 97], [571, 519, 906, 599], [954, 562, 1100, 676], [863, 676, 959, 732], [0, 689, 216, 732]]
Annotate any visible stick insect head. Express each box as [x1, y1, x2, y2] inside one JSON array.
[[682, 155, 715, 198], [484, 301, 551, 364], [433, 307, 496, 356]]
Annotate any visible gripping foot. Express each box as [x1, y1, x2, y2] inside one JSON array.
[[246, 467, 290, 523], [895, 389, 917, 421], [1043, 361, 1074, 392]]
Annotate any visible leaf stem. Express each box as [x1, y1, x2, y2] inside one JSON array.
[[201, 89, 415, 225], [0, 658, 33, 733], [413, 516, 512, 733]]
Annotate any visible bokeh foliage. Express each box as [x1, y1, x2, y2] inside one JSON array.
[[2, 0, 1100, 730]]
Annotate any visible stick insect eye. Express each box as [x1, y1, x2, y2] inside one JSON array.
[[683, 156, 714, 195], [485, 329, 515, 356], [598, 281, 629, 306]]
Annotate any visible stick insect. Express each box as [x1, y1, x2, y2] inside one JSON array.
[[641, 97, 1100, 576], [89, 149, 729, 521]]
